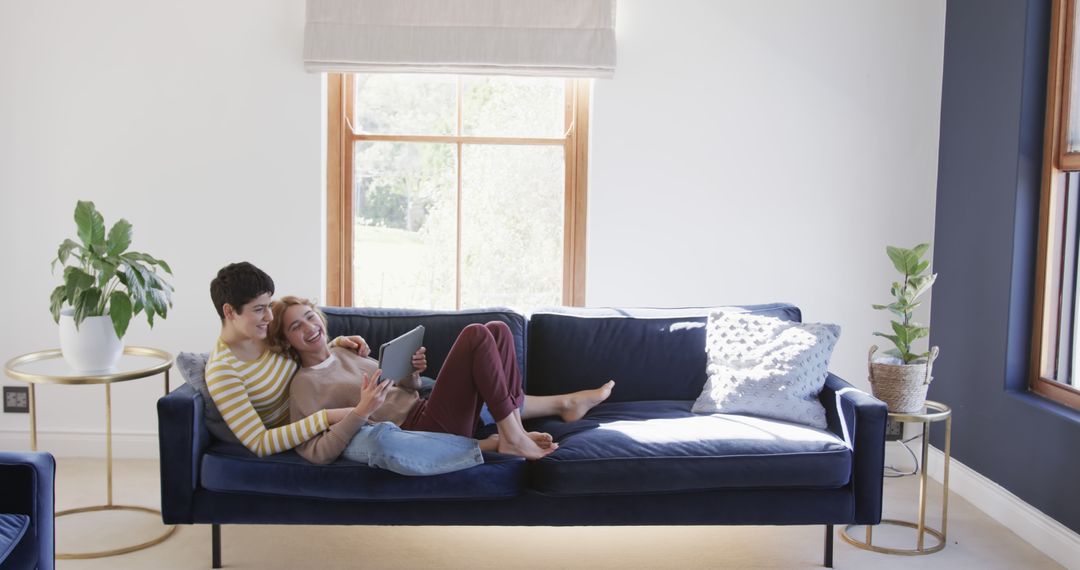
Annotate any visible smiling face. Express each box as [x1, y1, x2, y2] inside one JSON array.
[[224, 292, 273, 340], [281, 303, 330, 358]]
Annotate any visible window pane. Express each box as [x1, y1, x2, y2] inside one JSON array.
[[353, 142, 456, 309], [462, 76, 565, 138], [459, 145, 565, 309], [1054, 172, 1080, 388], [1069, 6, 1080, 152], [354, 74, 456, 136]]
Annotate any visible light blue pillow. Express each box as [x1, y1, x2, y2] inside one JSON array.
[[691, 311, 838, 429], [176, 352, 240, 444]]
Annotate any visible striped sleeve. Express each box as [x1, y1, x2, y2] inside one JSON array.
[[204, 360, 329, 457]]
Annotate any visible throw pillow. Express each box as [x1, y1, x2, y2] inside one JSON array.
[[175, 352, 240, 444], [691, 311, 839, 429]]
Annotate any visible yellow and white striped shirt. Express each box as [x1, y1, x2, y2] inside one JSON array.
[[205, 338, 328, 457]]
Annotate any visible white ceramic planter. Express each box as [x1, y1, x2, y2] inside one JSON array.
[[58, 308, 124, 372]]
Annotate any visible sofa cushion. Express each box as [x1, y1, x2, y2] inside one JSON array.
[[200, 442, 526, 501], [0, 513, 31, 567], [526, 304, 802, 402], [321, 307, 527, 383], [524, 400, 851, 496]]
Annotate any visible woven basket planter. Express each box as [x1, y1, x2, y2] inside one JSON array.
[[867, 346, 939, 413]]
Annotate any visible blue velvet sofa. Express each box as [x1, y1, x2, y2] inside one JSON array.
[[158, 303, 886, 568], [0, 451, 55, 570]]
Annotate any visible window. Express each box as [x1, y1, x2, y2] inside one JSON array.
[[1033, 0, 1080, 409], [325, 74, 590, 310]]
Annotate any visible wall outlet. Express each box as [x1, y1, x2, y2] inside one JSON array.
[[885, 418, 903, 441], [4, 386, 29, 413]]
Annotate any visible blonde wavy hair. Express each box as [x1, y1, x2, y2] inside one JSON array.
[[268, 296, 328, 361]]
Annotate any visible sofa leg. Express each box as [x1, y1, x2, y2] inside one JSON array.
[[823, 524, 834, 568], [212, 524, 221, 569]]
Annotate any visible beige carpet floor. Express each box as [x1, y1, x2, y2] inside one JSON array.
[[51, 457, 1062, 569]]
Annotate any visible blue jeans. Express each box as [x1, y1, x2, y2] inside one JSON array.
[[341, 422, 483, 476]]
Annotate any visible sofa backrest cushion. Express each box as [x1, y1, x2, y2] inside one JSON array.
[[321, 307, 527, 381], [526, 304, 802, 402]]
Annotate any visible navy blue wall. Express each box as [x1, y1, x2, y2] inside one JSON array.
[[932, 0, 1080, 533]]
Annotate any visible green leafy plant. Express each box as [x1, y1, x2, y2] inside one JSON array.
[[872, 243, 937, 364], [49, 200, 174, 339]]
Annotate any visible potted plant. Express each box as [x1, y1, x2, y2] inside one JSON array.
[[49, 201, 174, 371], [869, 242, 939, 412]]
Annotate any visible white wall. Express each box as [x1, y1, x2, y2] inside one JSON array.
[[588, 0, 946, 388], [0, 0, 945, 456], [0, 0, 324, 454]]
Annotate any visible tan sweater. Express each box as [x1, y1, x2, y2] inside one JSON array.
[[289, 347, 422, 465]]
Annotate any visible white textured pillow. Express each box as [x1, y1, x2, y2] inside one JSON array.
[[691, 311, 839, 429]]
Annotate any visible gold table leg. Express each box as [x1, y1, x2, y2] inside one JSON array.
[[52, 376, 177, 560], [56, 506, 178, 560], [840, 411, 951, 555], [917, 421, 930, 550], [841, 520, 946, 555], [28, 383, 37, 452], [107, 383, 113, 507], [943, 416, 951, 540]]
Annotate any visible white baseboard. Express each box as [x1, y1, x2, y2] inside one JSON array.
[[927, 446, 1080, 570], [0, 429, 159, 459]]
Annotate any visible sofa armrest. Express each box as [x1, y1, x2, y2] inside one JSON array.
[[0, 451, 55, 570], [820, 373, 887, 524], [157, 384, 209, 524]]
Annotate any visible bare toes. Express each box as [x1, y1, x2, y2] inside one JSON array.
[[527, 431, 554, 448]]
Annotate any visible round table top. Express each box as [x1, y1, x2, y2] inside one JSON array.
[[888, 400, 951, 423], [4, 346, 173, 385]]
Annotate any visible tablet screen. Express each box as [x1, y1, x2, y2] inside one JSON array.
[[377, 326, 425, 383]]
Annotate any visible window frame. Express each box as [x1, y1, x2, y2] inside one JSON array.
[[1032, 0, 1080, 409], [325, 73, 590, 309]]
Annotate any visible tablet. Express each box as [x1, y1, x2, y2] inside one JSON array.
[[377, 325, 425, 383]]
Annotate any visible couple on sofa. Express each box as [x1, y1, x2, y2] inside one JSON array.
[[205, 262, 614, 474]]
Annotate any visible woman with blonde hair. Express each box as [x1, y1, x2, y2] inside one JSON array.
[[271, 296, 614, 465]]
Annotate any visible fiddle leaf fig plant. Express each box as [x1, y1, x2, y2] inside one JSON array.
[[49, 200, 174, 339], [872, 242, 936, 364]]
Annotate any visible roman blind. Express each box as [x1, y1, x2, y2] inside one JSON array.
[[304, 0, 617, 78]]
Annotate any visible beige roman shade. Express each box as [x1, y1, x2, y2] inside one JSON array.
[[303, 0, 617, 78]]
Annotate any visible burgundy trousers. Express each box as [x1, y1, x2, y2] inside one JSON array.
[[400, 321, 523, 437]]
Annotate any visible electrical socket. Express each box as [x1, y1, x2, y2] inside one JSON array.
[[885, 418, 903, 441], [4, 386, 29, 413]]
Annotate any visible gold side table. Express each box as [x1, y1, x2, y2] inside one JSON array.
[[4, 346, 177, 560], [840, 400, 952, 555]]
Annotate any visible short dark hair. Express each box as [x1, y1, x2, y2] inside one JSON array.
[[209, 262, 275, 321]]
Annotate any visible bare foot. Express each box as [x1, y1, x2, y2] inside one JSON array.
[[560, 380, 615, 422], [498, 433, 558, 460], [528, 431, 554, 449], [478, 434, 500, 452]]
